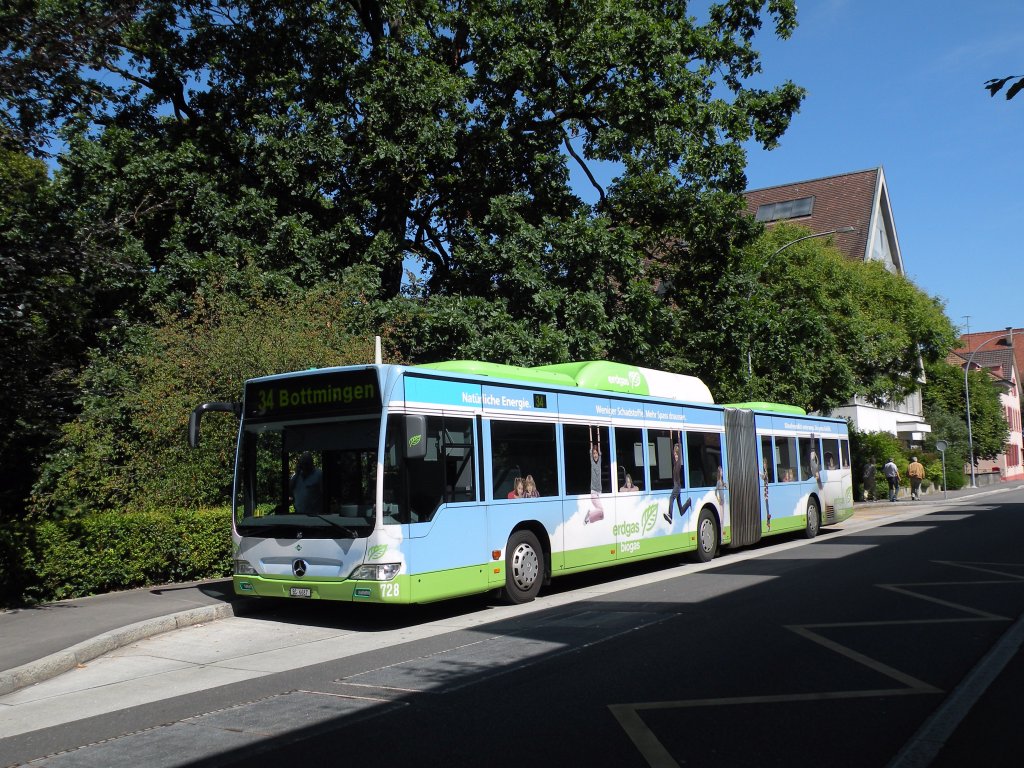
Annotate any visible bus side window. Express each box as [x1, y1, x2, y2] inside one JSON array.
[[840, 439, 851, 468], [490, 420, 557, 499], [798, 436, 819, 481], [760, 436, 776, 483], [384, 415, 475, 524], [614, 426, 645, 491], [444, 418, 476, 503], [648, 429, 678, 491], [686, 431, 722, 488], [776, 436, 797, 482], [822, 438, 840, 471], [563, 424, 609, 495]]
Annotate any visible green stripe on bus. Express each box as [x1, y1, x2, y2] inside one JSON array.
[[724, 401, 807, 415]]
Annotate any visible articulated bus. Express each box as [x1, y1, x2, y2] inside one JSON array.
[[189, 360, 854, 605]]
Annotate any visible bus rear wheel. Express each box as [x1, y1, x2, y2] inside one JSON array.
[[504, 530, 543, 604], [804, 497, 821, 539], [696, 508, 719, 563]]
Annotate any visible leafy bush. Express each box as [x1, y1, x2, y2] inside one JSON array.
[[0, 522, 35, 606], [850, 426, 907, 499], [926, 456, 964, 491], [29, 507, 232, 603], [32, 273, 404, 519]]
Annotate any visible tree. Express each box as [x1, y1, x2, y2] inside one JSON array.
[[985, 75, 1024, 101], [10, 2, 804, 332], [923, 357, 1008, 464], [31, 273, 405, 517], [716, 224, 958, 412], [0, 149, 88, 520], [13, 1, 814, 525]]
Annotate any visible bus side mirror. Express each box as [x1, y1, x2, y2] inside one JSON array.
[[404, 415, 427, 460], [189, 401, 241, 448]]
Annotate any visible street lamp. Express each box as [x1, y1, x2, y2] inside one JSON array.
[[767, 226, 857, 260], [746, 226, 857, 378], [964, 327, 1013, 487]]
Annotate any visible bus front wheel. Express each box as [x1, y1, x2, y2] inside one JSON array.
[[804, 497, 821, 539], [696, 508, 719, 563], [504, 530, 543, 604]]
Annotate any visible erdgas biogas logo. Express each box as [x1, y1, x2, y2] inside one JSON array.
[[613, 504, 660, 539], [613, 521, 641, 537]]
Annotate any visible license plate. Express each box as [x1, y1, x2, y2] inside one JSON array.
[[289, 587, 312, 598]]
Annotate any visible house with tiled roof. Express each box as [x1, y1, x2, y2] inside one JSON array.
[[950, 331, 1023, 482], [744, 166, 903, 273], [958, 329, 1024, 391], [743, 166, 930, 444]]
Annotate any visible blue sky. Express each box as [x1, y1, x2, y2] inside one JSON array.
[[572, 1, 1023, 336], [744, 0, 1024, 336]]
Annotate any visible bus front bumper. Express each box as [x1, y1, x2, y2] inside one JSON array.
[[233, 575, 407, 603]]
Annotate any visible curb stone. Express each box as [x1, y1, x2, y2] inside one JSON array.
[[0, 602, 237, 697]]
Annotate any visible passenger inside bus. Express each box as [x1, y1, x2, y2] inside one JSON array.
[[290, 452, 323, 515], [523, 475, 540, 497]]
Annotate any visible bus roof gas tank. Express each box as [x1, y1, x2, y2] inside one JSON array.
[[419, 360, 714, 404]]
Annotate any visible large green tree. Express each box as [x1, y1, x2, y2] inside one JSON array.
[[719, 224, 959, 412], [0, 150, 93, 519], [8, 0, 804, 343]]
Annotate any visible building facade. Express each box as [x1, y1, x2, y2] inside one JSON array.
[[953, 331, 1024, 482]]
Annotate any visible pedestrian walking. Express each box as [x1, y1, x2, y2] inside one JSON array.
[[862, 459, 877, 501], [907, 456, 925, 500], [883, 458, 901, 502]]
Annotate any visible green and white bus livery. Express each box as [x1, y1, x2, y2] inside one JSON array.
[[189, 360, 853, 605]]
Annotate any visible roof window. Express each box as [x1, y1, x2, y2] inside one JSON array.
[[756, 196, 814, 222]]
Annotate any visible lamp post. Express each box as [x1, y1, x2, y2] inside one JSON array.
[[746, 226, 857, 379], [964, 327, 1013, 487], [767, 226, 857, 261]]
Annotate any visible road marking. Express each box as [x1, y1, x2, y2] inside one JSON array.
[[611, 558, 1024, 767], [888, 608, 1024, 768]]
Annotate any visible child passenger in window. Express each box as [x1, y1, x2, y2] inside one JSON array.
[[508, 477, 524, 499], [524, 475, 540, 498]]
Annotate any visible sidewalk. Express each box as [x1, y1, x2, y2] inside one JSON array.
[[0, 578, 255, 696], [2, 481, 1022, 699]]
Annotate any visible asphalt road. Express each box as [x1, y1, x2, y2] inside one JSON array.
[[4, 488, 1024, 767]]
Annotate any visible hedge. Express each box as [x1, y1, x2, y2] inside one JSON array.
[[29, 507, 233, 602]]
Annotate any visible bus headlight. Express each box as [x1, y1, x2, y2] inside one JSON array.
[[349, 563, 401, 581], [234, 559, 258, 576]]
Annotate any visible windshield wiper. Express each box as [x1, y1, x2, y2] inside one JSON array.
[[311, 514, 359, 537]]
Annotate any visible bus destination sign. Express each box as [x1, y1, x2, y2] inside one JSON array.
[[244, 368, 381, 421]]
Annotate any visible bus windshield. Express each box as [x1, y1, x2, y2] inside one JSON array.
[[236, 416, 381, 538]]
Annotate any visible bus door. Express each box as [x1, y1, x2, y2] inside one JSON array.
[[725, 409, 761, 547], [818, 436, 844, 523], [561, 423, 614, 569], [769, 434, 802, 528], [611, 425, 657, 560], [685, 429, 728, 539], [798, 433, 822, 490], [486, 418, 562, 584], [646, 428, 687, 556], [383, 414, 487, 598]]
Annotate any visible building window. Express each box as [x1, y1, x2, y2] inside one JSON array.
[[755, 196, 814, 222]]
